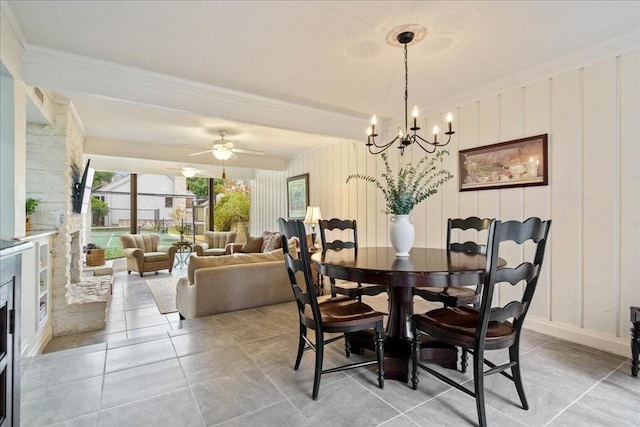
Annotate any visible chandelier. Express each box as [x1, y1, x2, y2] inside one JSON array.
[[366, 31, 455, 156]]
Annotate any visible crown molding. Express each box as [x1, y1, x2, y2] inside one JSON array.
[[0, 1, 27, 78], [20, 44, 366, 141]]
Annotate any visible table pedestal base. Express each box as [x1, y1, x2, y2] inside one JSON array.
[[349, 331, 458, 382]]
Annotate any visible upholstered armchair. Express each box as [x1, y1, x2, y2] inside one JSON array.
[[193, 231, 237, 256], [119, 233, 177, 276]]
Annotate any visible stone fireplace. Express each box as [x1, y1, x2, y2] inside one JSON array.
[[27, 104, 110, 336]]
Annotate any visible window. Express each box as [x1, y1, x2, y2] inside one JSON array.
[[165, 197, 173, 208]]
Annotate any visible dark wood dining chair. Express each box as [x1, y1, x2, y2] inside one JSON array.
[[413, 216, 493, 372], [278, 218, 385, 400], [410, 217, 551, 427], [318, 218, 387, 300]]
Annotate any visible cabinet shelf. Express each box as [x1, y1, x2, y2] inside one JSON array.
[[36, 242, 49, 325]]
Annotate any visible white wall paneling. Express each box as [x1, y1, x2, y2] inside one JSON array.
[[618, 52, 640, 340], [582, 58, 618, 335], [250, 170, 286, 236], [287, 50, 640, 357]]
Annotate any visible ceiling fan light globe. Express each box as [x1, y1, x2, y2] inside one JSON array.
[[181, 167, 198, 177], [213, 150, 233, 161]]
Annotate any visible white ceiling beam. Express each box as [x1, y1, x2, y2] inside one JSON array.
[[21, 45, 366, 142]]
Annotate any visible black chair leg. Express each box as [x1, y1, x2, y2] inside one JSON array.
[[411, 328, 420, 390], [294, 323, 306, 370], [374, 326, 385, 389], [461, 347, 468, 373], [632, 318, 640, 377], [312, 329, 324, 400], [474, 348, 487, 427], [330, 278, 337, 298], [344, 332, 352, 358], [510, 344, 529, 409]]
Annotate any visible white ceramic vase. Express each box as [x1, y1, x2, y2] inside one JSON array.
[[389, 214, 415, 257]]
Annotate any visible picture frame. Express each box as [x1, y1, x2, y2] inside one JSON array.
[[459, 134, 548, 191], [286, 173, 309, 219]]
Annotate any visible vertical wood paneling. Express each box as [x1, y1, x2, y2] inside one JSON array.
[[365, 143, 377, 246], [441, 106, 461, 242], [477, 97, 501, 219], [583, 58, 618, 334], [524, 79, 552, 319], [458, 103, 479, 218], [356, 142, 367, 237], [344, 142, 353, 220], [550, 70, 582, 326], [284, 50, 639, 355], [498, 88, 526, 305], [619, 52, 640, 334], [425, 113, 444, 248], [251, 170, 286, 235], [411, 117, 428, 248]]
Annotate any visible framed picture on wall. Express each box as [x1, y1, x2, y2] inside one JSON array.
[[286, 173, 309, 219], [459, 134, 548, 191]]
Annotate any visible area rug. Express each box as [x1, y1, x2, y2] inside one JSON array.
[[145, 277, 179, 314]]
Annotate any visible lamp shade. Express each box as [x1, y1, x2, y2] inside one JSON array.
[[304, 206, 322, 224]]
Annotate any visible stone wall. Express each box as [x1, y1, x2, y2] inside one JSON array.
[[26, 104, 108, 336]]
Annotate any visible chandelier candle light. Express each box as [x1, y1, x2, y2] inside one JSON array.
[[367, 31, 455, 156]]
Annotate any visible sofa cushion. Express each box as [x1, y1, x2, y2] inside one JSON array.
[[187, 250, 284, 283], [260, 231, 278, 252], [143, 252, 170, 262], [203, 248, 227, 256], [262, 232, 282, 252], [240, 236, 263, 253]]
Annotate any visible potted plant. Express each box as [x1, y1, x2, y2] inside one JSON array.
[[25, 197, 41, 232], [346, 151, 453, 255]]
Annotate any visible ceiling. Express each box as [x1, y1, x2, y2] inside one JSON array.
[[4, 1, 639, 176]]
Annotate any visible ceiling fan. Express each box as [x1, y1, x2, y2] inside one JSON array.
[[167, 166, 211, 178], [189, 130, 264, 160]]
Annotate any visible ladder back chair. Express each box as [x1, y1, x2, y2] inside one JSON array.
[[410, 217, 551, 427], [318, 218, 387, 300], [413, 216, 493, 372], [278, 218, 385, 400]]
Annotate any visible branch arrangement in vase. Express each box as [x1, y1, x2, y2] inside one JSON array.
[[346, 150, 453, 215]]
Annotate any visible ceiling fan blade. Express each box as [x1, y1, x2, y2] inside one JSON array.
[[233, 148, 264, 156], [189, 149, 214, 156]]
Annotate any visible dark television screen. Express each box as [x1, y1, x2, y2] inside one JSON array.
[[73, 159, 95, 214]]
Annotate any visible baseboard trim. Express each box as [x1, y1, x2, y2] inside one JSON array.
[[29, 323, 53, 357], [526, 316, 630, 358]]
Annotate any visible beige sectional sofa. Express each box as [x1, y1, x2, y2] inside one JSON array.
[[176, 249, 294, 319]]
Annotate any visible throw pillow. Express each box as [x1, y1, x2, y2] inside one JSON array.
[[240, 236, 263, 253], [262, 232, 282, 252]]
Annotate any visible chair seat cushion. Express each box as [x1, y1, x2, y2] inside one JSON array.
[[303, 297, 384, 328], [414, 306, 514, 343], [203, 248, 226, 256], [143, 252, 170, 262]]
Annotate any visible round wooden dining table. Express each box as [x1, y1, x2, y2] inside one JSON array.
[[312, 247, 493, 381]]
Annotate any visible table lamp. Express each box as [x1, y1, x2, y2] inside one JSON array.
[[304, 206, 322, 250]]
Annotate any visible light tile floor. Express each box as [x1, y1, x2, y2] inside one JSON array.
[[20, 262, 640, 426]]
